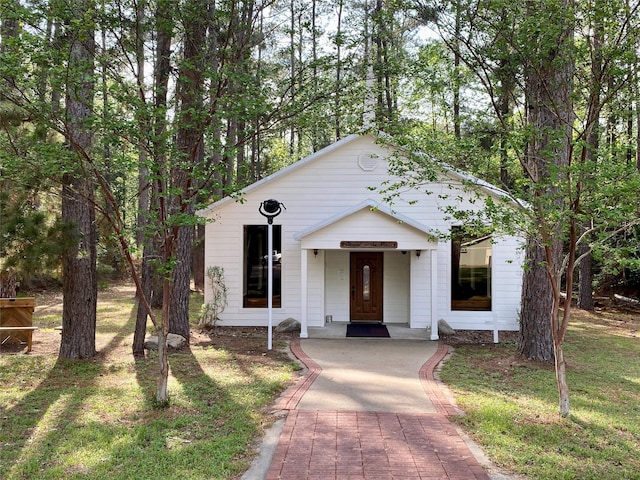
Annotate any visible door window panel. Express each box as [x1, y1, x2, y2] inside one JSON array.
[[362, 265, 370, 301]]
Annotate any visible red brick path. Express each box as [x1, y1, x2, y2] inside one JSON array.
[[267, 339, 491, 480]]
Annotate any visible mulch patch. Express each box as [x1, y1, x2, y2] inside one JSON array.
[[192, 326, 297, 360]]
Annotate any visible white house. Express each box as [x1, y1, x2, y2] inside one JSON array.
[[197, 133, 523, 340]]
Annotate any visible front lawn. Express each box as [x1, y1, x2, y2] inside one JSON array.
[[440, 309, 640, 480], [0, 284, 298, 480]]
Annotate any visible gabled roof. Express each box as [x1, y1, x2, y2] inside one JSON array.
[[197, 132, 522, 217], [385, 140, 521, 206], [293, 198, 438, 241]]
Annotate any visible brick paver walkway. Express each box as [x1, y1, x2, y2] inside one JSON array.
[[266, 339, 491, 480]]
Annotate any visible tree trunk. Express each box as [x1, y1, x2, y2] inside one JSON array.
[[60, 0, 97, 360], [169, 221, 194, 340], [135, 0, 149, 249], [0, 2, 19, 53], [374, 0, 384, 123], [252, 9, 264, 179], [131, 0, 150, 355], [518, 240, 555, 361], [169, 0, 207, 341], [518, 0, 575, 370], [60, 174, 97, 359], [577, 243, 594, 310], [453, 0, 461, 140], [156, 325, 169, 404], [236, 118, 247, 185], [149, 0, 174, 309], [289, 0, 296, 155], [496, 30, 516, 190], [149, 240, 164, 308], [1, 4, 21, 298], [335, 0, 343, 140], [0, 271, 17, 298], [156, 275, 171, 405], [363, 0, 375, 129], [520, 0, 575, 416], [133, 241, 154, 356], [554, 337, 570, 416], [192, 223, 205, 291], [577, 5, 602, 311]]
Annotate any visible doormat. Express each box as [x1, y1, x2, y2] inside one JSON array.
[[346, 323, 390, 338]]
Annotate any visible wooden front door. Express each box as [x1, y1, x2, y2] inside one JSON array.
[[350, 252, 383, 323]]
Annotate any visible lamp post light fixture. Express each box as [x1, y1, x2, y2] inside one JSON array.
[[259, 199, 285, 350]]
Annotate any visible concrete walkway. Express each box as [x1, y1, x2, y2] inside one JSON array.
[[296, 339, 439, 413], [251, 337, 498, 480]]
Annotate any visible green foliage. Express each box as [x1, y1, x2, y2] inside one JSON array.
[[389, 0, 640, 293], [0, 189, 69, 279], [0, 122, 75, 281], [1, 0, 637, 296], [593, 224, 640, 280], [0, 0, 434, 289]]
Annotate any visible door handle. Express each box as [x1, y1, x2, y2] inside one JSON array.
[[351, 286, 355, 300]]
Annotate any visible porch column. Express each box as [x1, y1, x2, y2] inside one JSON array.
[[300, 248, 309, 338], [430, 249, 439, 340]]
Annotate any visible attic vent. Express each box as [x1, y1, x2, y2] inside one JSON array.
[[358, 151, 379, 171]]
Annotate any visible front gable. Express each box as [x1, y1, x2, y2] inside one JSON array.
[[198, 133, 517, 223], [294, 199, 438, 250]]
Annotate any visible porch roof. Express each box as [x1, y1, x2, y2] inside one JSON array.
[[293, 199, 438, 250]]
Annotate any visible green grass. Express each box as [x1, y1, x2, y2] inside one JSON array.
[[0, 285, 298, 480], [440, 310, 640, 480]]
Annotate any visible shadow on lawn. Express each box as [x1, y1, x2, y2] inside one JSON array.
[[2, 284, 292, 479], [130, 338, 271, 479], [0, 306, 138, 479]]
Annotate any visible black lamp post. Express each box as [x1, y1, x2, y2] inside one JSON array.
[[259, 199, 285, 350]]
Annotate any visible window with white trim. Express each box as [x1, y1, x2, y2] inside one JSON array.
[[243, 225, 282, 308], [451, 226, 492, 311]]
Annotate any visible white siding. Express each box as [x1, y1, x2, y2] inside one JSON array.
[[383, 251, 410, 324], [436, 234, 523, 331], [324, 250, 349, 323], [299, 207, 435, 250], [491, 235, 524, 329], [307, 249, 325, 327], [410, 253, 432, 329]]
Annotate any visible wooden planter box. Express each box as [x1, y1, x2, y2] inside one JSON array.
[[0, 298, 36, 349]]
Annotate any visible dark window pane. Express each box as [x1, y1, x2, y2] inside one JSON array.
[[451, 226, 492, 311], [243, 225, 282, 308]]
